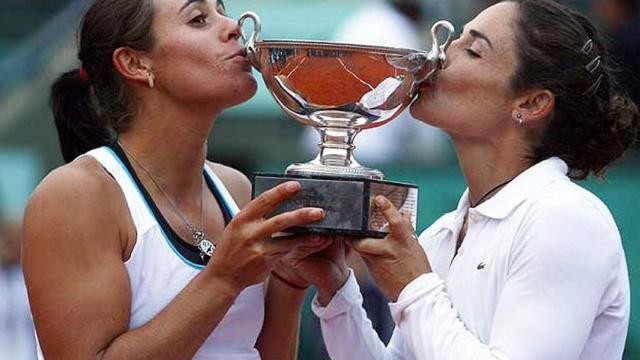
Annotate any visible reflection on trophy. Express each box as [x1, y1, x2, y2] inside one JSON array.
[[239, 12, 454, 237]]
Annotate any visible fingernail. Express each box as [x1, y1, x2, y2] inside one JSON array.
[[310, 209, 324, 218], [286, 182, 300, 192], [375, 196, 386, 207]]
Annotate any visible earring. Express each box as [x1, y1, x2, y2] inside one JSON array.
[[146, 70, 155, 89], [516, 113, 525, 127]]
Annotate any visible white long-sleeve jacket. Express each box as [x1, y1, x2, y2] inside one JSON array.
[[313, 157, 629, 360]]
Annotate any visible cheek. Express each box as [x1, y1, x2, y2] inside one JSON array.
[[156, 36, 222, 82], [410, 66, 477, 123], [164, 65, 257, 106], [154, 37, 256, 103], [411, 63, 511, 132]]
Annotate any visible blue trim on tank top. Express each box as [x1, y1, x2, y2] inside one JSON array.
[[102, 146, 215, 270], [203, 167, 239, 218]]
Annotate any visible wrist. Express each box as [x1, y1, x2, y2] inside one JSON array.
[[202, 268, 244, 298], [267, 274, 307, 304], [271, 271, 309, 292], [317, 268, 350, 306], [271, 270, 309, 291], [391, 271, 429, 302]]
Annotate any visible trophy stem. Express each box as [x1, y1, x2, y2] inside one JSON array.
[[286, 123, 384, 180], [316, 126, 359, 167]]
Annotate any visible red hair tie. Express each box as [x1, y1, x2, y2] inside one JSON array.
[[79, 66, 90, 82]]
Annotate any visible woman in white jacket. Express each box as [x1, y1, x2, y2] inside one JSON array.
[[284, 1, 638, 359]]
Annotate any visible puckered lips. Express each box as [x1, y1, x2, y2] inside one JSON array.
[[226, 47, 248, 60]]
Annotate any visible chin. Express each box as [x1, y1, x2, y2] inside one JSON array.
[[410, 100, 448, 129], [225, 77, 258, 107], [409, 96, 431, 122], [239, 76, 259, 101]]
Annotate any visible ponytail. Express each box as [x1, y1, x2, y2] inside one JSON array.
[[50, 69, 111, 163], [49, 0, 156, 163]]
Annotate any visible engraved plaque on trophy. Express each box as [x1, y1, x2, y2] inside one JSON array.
[[239, 12, 454, 238]]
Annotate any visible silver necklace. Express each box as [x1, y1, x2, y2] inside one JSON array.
[[118, 141, 215, 260]]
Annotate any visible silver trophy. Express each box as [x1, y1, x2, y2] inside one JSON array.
[[239, 12, 454, 237]]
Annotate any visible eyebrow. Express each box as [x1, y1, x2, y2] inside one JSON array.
[[179, 0, 206, 13], [461, 26, 494, 50], [179, 0, 225, 14]]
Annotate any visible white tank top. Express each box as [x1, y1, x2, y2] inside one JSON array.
[[36, 145, 264, 360]]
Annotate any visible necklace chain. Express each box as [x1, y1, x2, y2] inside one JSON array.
[[469, 177, 515, 208], [456, 176, 516, 256], [117, 141, 215, 259]]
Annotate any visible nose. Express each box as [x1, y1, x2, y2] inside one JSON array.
[[221, 16, 241, 42], [444, 39, 461, 67]]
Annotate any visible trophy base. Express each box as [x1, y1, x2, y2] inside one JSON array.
[[252, 173, 418, 238], [286, 161, 384, 180]]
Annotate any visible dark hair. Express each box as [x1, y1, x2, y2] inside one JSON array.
[[50, 0, 155, 163], [509, 0, 639, 179], [388, 1, 424, 24]]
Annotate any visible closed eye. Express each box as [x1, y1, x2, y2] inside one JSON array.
[[465, 48, 481, 58], [189, 13, 208, 25]]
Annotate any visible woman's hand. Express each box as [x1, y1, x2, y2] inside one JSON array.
[[274, 236, 350, 305], [206, 181, 326, 293], [348, 196, 431, 302]]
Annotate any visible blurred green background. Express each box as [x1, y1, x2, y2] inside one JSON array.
[[0, 0, 638, 359]]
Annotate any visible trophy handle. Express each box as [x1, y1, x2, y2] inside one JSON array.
[[238, 12, 262, 69], [410, 20, 455, 91], [430, 20, 455, 69]]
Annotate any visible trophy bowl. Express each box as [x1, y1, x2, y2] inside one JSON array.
[[240, 12, 454, 237]]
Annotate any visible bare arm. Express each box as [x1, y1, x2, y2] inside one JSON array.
[[256, 277, 307, 360], [24, 160, 324, 359], [208, 162, 309, 360]]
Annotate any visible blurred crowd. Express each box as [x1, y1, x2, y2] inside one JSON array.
[[595, 0, 640, 104], [0, 215, 37, 359]]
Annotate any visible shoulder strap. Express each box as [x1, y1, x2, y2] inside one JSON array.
[[84, 147, 156, 232], [203, 165, 241, 217]]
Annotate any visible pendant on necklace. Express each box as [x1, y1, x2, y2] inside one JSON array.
[[192, 228, 215, 260]]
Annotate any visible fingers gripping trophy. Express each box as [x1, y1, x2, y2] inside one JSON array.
[[239, 12, 454, 238]]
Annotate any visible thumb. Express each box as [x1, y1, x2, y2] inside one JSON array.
[[375, 196, 417, 244]]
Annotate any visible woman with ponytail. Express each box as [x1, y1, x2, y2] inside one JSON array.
[[23, 1, 331, 359], [283, 1, 638, 359]]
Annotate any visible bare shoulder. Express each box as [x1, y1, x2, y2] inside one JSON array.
[[27, 156, 123, 223], [24, 156, 131, 258], [206, 161, 252, 209]]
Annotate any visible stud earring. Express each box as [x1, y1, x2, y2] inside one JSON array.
[[516, 113, 525, 127], [146, 70, 155, 89]]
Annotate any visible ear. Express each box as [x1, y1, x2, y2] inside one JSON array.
[[112, 47, 153, 86], [512, 89, 555, 126]]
